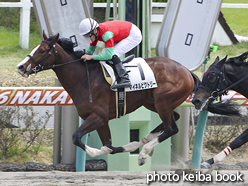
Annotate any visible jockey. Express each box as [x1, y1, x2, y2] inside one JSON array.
[[79, 18, 142, 89]]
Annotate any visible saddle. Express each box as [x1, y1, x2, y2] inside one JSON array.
[[100, 55, 157, 92], [100, 55, 157, 118]]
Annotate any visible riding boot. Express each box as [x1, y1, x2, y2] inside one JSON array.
[[111, 55, 131, 89]]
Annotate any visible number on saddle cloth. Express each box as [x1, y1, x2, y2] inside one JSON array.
[[100, 56, 158, 92]]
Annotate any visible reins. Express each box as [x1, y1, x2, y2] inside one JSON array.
[[51, 58, 93, 103], [47, 58, 83, 69], [218, 73, 248, 95]]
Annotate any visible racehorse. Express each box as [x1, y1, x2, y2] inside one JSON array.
[[192, 51, 248, 168], [16, 32, 200, 166]]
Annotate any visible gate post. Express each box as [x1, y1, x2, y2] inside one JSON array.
[[191, 110, 208, 169], [61, 105, 79, 164], [19, 0, 31, 49], [171, 107, 190, 164], [76, 120, 88, 172], [53, 78, 62, 165]]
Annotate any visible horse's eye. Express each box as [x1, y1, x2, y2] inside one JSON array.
[[208, 73, 216, 83], [39, 50, 45, 54]]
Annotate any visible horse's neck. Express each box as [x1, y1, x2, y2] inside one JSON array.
[[53, 50, 103, 102], [53, 51, 87, 96]]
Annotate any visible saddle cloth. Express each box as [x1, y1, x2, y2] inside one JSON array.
[[100, 57, 157, 92]]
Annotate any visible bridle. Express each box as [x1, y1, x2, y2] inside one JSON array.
[[200, 64, 248, 102], [199, 65, 229, 102], [27, 39, 92, 102], [28, 40, 58, 74], [27, 40, 82, 74]]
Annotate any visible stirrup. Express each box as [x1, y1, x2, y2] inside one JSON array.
[[111, 81, 131, 89]]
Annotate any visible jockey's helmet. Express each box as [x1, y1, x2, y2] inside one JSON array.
[[79, 18, 99, 36]]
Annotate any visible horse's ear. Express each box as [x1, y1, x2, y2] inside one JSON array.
[[217, 55, 227, 68], [43, 30, 48, 40], [50, 33, 60, 45], [212, 56, 220, 65]]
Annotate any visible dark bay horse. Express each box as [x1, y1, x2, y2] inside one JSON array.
[[192, 51, 248, 168], [16, 32, 200, 166]]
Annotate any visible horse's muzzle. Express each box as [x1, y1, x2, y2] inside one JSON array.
[[192, 97, 209, 110], [16, 65, 30, 78]]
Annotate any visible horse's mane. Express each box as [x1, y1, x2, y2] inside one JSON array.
[[47, 36, 84, 59], [225, 51, 248, 66]]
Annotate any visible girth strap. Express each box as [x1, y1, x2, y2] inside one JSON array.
[[116, 88, 126, 118]]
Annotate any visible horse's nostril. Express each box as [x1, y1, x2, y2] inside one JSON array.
[[18, 65, 24, 70], [192, 99, 200, 105]]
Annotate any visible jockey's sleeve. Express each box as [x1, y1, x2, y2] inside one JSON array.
[[86, 45, 97, 55], [93, 47, 113, 61], [93, 31, 114, 61]]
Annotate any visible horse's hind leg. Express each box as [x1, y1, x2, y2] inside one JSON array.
[[92, 111, 180, 156], [122, 123, 164, 153], [122, 111, 180, 154], [138, 113, 179, 166], [96, 122, 164, 155], [145, 111, 180, 156]]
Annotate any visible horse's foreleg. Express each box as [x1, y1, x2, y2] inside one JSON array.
[[96, 124, 125, 154], [201, 128, 248, 169], [84, 145, 113, 157], [72, 113, 112, 158], [138, 118, 178, 166]]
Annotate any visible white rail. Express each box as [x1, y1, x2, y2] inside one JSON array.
[[0, 2, 32, 7], [0, 0, 32, 49], [221, 3, 248, 8]]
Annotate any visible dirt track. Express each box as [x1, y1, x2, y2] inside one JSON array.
[[0, 170, 248, 186]]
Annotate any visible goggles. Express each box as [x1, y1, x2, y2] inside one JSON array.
[[84, 31, 94, 38]]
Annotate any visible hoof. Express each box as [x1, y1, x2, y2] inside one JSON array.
[[138, 157, 147, 166], [200, 162, 211, 169]]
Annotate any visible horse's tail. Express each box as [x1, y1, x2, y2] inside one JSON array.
[[190, 71, 201, 92], [207, 101, 241, 116]]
